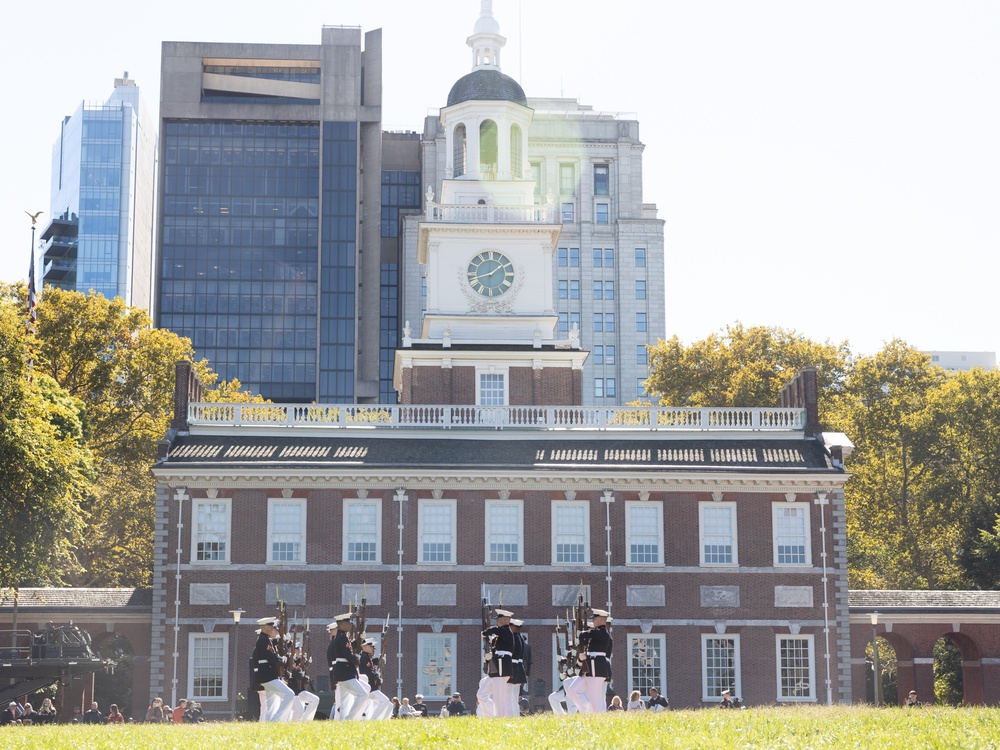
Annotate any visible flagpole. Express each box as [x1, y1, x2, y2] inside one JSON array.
[[25, 210, 42, 383]]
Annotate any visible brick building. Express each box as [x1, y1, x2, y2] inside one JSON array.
[[150, 363, 854, 715]]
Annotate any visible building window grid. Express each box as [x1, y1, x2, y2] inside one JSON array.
[[636, 312, 647, 332], [774, 503, 810, 565], [594, 163, 610, 196], [486, 500, 522, 564], [559, 163, 575, 195], [418, 633, 456, 699], [596, 203, 609, 224], [702, 635, 741, 701], [593, 248, 615, 267], [558, 247, 580, 267], [776, 635, 816, 701], [193, 499, 230, 563], [635, 248, 646, 267], [345, 500, 380, 563], [268, 500, 304, 563], [636, 279, 647, 299], [552, 502, 589, 565], [626, 502, 662, 565], [419, 500, 456, 564], [478, 373, 506, 406], [700, 502, 737, 565], [189, 633, 227, 700], [628, 634, 665, 699]]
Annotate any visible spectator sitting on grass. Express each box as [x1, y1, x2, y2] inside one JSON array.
[[608, 695, 623, 711], [647, 688, 669, 711], [106, 704, 125, 724], [83, 702, 104, 724]]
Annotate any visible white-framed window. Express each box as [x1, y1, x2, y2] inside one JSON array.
[[636, 345, 648, 365], [635, 312, 647, 332], [596, 203, 609, 224], [773, 502, 811, 566], [551, 501, 590, 565], [418, 499, 457, 564], [267, 498, 306, 564], [561, 202, 575, 222], [635, 247, 646, 267], [626, 501, 662, 565], [636, 279, 647, 299], [417, 633, 456, 699], [699, 501, 738, 566], [188, 632, 228, 700], [485, 499, 523, 564], [343, 498, 382, 564], [594, 163, 610, 196], [559, 163, 575, 195], [191, 498, 231, 564], [476, 367, 508, 406], [628, 634, 666, 699], [776, 635, 816, 701], [702, 634, 741, 701]]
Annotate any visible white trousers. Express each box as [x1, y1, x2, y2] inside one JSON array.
[[584, 676, 608, 713], [260, 678, 296, 722], [364, 689, 393, 721], [476, 676, 494, 717], [549, 678, 582, 715], [333, 677, 370, 721], [563, 675, 592, 713], [490, 676, 515, 717], [291, 690, 319, 722]]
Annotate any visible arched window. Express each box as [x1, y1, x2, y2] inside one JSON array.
[[453, 124, 467, 177], [480, 120, 498, 179], [510, 124, 523, 178]]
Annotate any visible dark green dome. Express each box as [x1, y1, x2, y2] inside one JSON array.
[[447, 69, 527, 107]]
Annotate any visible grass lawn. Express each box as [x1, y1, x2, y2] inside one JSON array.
[[1, 706, 998, 749]]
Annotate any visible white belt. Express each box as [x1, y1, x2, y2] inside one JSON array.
[[334, 658, 348, 663], [496, 651, 512, 656], [512, 659, 524, 663], [587, 652, 606, 657], [257, 660, 270, 664]]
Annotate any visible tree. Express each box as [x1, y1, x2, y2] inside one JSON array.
[[644, 323, 851, 413], [831, 341, 953, 588], [0, 291, 93, 589], [0, 286, 262, 587]]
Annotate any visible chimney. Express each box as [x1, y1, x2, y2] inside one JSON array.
[[780, 366, 821, 436], [170, 360, 203, 431]]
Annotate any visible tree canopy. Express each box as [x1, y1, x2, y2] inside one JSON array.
[[645, 324, 1000, 590], [0, 284, 260, 588]]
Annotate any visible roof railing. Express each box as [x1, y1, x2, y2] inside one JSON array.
[[186, 404, 806, 432]]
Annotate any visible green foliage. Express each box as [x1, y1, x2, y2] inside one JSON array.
[[0, 285, 260, 588], [0, 293, 93, 589], [2, 708, 1000, 749], [645, 323, 851, 413], [933, 637, 963, 706]]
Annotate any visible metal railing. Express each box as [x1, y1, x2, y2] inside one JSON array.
[[425, 201, 557, 224], [187, 404, 806, 432]]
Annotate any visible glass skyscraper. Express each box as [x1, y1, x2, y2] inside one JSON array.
[[41, 75, 156, 308], [155, 30, 389, 403]]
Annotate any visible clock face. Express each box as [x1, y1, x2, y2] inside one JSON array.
[[467, 250, 514, 297]]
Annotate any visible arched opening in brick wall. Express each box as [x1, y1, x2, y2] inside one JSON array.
[[865, 636, 898, 705], [935, 631, 983, 706]]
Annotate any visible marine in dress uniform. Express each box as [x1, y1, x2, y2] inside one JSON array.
[[579, 609, 613, 713], [327, 613, 370, 720], [359, 639, 393, 720], [253, 617, 297, 722], [481, 609, 518, 717], [548, 655, 584, 715]]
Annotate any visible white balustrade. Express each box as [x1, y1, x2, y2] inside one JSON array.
[[187, 403, 806, 432], [424, 201, 555, 224]]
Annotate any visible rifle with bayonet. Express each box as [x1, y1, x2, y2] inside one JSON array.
[[481, 583, 495, 674]]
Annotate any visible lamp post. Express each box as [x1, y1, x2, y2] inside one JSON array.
[[230, 608, 245, 720], [870, 611, 882, 706]]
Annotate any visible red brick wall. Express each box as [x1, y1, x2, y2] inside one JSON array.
[[405, 366, 579, 405]]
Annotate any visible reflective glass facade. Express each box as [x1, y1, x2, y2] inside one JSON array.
[[318, 122, 358, 403], [158, 120, 320, 401]]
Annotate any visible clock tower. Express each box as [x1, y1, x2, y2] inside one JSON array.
[[394, 1, 587, 406]]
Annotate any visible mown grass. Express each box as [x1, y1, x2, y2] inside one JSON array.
[[2, 706, 999, 749]]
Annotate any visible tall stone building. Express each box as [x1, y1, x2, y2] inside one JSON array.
[[155, 30, 386, 402]]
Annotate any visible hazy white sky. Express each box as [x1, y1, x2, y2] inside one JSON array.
[[2, 0, 998, 357]]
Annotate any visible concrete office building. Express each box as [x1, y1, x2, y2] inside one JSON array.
[[41, 74, 156, 308], [926, 351, 997, 372], [401, 9, 665, 406], [155, 29, 387, 402]]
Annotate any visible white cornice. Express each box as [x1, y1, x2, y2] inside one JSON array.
[[151, 467, 846, 495]]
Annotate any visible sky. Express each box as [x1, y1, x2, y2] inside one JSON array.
[[1, 0, 998, 358]]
